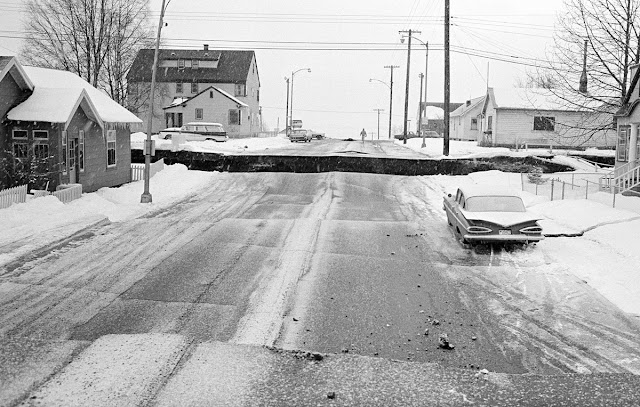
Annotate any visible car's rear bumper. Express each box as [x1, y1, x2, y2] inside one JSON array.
[[463, 234, 544, 243]]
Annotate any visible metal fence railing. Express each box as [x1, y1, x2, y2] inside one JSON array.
[[521, 172, 612, 204], [0, 184, 27, 209]]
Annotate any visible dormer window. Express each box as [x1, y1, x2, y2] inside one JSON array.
[[177, 58, 185, 69], [192, 59, 199, 69]]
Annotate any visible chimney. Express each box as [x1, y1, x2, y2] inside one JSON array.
[[204, 44, 209, 51], [466, 100, 471, 106]]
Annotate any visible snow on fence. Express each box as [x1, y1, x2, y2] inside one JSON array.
[[521, 172, 614, 205], [0, 184, 27, 209], [53, 184, 82, 204], [131, 158, 165, 181]]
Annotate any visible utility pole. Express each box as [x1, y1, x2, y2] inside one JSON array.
[[418, 73, 425, 148], [443, 0, 450, 156], [373, 109, 384, 141], [141, 0, 170, 203], [384, 65, 399, 139], [424, 42, 429, 128], [399, 29, 420, 144], [284, 77, 290, 135]]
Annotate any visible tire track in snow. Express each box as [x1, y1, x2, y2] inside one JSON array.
[[230, 174, 335, 346]]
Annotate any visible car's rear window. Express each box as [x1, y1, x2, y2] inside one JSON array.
[[465, 196, 526, 212], [205, 125, 224, 132]]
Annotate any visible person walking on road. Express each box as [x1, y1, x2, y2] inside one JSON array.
[[360, 128, 367, 144]]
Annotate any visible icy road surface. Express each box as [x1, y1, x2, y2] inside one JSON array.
[[1, 171, 639, 395]]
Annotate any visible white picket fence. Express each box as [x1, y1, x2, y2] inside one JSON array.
[[53, 184, 83, 204], [131, 158, 165, 181], [0, 184, 27, 209]]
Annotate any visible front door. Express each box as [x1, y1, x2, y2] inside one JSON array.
[[68, 138, 78, 183]]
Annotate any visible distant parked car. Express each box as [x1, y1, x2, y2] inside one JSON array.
[[289, 129, 313, 142], [443, 186, 544, 245], [311, 132, 325, 140], [159, 122, 227, 142], [394, 132, 418, 140]]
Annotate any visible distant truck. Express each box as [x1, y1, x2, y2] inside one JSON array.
[[311, 131, 325, 140]]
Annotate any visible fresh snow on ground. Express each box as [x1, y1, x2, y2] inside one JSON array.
[[2, 137, 638, 316], [395, 137, 616, 161], [130, 132, 292, 155]]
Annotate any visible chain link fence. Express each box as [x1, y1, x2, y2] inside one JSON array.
[[521, 171, 613, 203]]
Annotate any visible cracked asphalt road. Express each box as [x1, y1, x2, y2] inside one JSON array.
[[1, 171, 640, 405]]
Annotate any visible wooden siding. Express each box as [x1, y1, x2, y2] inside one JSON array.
[[130, 55, 260, 134], [67, 108, 131, 192], [164, 89, 251, 137], [493, 109, 615, 148]]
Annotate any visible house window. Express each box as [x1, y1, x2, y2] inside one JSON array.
[[487, 116, 493, 131], [13, 141, 29, 159], [61, 130, 67, 175], [176, 82, 183, 93], [107, 130, 116, 167], [177, 59, 185, 69], [229, 109, 241, 125], [12, 129, 27, 139], [617, 125, 630, 162], [191, 82, 198, 94], [471, 118, 478, 130], [177, 112, 183, 127], [33, 143, 49, 160], [210, 90, 214, 98], [79, 130, 85, 172], [33, 130, 48, 139], [533, 116, 555, 131], [192, 59, 199, 69], [234, 83, 246, 97], [195, 108, 203, 120]]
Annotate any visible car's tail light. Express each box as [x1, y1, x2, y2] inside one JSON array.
[[468, 226, 493, 234], [520, 226, 542, 234]]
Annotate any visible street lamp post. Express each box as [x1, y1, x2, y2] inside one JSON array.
[[141, 0, 171, 203], [290, 68, 311, 132], [373, 109, 384, 141], [400, 34, 429, 142], [370, 69, 396, 140], [418, 73, 426, 148], [284, 77, 290, 135]]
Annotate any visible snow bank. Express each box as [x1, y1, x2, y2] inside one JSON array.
[[130, 133, 292, 155]]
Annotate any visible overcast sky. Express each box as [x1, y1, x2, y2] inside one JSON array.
[[0, 0, 565, 137]]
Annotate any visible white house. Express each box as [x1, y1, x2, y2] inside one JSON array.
[[612, 63, 640, 193], [127, 45, 261, 136], [480, 87, 615, 148], [163, 86, 249, 138], [450, 96, 484, 141]]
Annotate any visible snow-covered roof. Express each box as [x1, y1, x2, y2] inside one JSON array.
[[166, 97, 190, 108], [163, 86, 248, 110], [488, 87, 595, 112], [7, 65, 141, 125], [214, 87, 248, 107], [7, 87, 101, 125], [450, 96, 484, 117]]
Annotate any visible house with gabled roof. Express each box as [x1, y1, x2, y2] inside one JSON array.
[[0, 56, 142, 192], [612, 63, 640, 194], [480, 87, 615, 149], [163, 86, 250, 137], [127, 45, 261, 136], [450, 96, 484, 141]]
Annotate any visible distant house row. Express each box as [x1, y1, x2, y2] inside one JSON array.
[[421, 87, 616, 150]]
